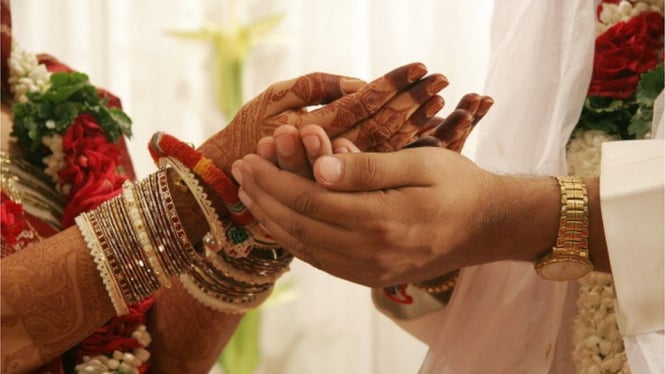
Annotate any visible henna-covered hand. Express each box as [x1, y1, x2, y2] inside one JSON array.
[[197, 62, 447, 174], [402, 93, 494, 152]]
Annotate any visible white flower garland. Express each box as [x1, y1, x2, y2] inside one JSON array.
[[596, 0, 664, 35], [7, 43, 66, 184], [7, 42, 51, 103], [566, 129, 619, 177], [566, 129, 629, 374], [74, 326, 152, 374]]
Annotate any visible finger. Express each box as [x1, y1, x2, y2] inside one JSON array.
[[238, 185, 372, 283], [273, 125, 312, 178], [235, 155, 360, 240], [451, 93, 494, 126], [339, 74, 448, 150], [454, 93, 482, 114], [238, 154, 382, 225], [263, 73, 367, 117], [433, 109, 475, 152], [236, 186, 329, 271], [299, 124, 333, 166], [285, 62, 429, 136], [414, 116, 445, 137], [331, 138, 361, 154], [415, 94, 493, 153], [403, 136, 442, 149], [256, 136, 277, 163], [312, 148, 438, 191], [472, 95, 494, 125], [370, 96, 444, 152]]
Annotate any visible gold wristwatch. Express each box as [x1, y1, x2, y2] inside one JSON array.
[[535, 176, 593, 281]]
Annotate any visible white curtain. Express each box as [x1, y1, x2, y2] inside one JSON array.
[[11, 1, 492, 373]]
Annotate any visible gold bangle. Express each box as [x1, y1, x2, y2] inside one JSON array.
[[159, 157, 226, 254]]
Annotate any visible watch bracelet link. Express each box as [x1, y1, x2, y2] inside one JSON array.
[[534, 176, 593, 280], [556, 176, 589, 253]]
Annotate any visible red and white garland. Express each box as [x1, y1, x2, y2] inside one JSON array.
[[5, 42, 152, 374]]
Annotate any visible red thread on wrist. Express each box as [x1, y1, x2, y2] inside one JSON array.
[[148, 132, 254, 225]]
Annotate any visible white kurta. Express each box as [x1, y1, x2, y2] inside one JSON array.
[[600, 91, 664, 373], [376, 0, 665, 373]]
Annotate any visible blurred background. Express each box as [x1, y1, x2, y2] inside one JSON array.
[[11, 1, 492, 373]]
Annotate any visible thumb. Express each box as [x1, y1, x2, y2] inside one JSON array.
[[313, 149, 435, 191]]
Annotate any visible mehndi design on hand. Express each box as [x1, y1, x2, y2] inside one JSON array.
[[404, 93, 494, 152], [198, 62, 447, 174]]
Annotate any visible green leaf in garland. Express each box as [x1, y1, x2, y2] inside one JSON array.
[[575, 96, 636, 138], [11, 71, 133, 164], [635, 65, 664, 104], [44, 72, 90, 103], [108, 108, 133, 138], [629, 65, 664, 139]]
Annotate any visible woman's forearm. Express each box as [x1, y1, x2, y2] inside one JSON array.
[[1, 227, 114, 373], [147, 281, 243, 373]]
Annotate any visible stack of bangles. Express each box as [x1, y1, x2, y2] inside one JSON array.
[[76, 132, 293, 315]]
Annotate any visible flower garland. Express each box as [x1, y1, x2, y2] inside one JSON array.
[[5, 41, 152, 374], [568, 1, 663, 373]]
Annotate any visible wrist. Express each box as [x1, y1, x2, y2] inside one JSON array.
[[583, 177, 610, 272], [488, 175, 561, 264]]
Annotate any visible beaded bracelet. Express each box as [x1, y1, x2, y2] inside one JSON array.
[[412, 270, 460, 294], [179, 272, 274, 314], [122, 181, 172, 289]]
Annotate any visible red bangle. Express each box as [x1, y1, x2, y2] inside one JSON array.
[[148, 132, 254, 226]]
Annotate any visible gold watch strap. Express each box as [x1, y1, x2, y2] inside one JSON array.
[[555, 176, 589, 254], [534, 176, 593, 280]]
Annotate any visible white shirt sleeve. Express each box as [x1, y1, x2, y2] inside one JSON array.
[[600, 138, 664, 373]]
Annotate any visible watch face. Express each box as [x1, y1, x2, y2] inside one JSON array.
[[540, 259, 591, 281]]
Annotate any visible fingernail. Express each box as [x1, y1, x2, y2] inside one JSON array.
[[428, 76, 449, 95], [238, 189, 253, 207], [257, 136, 275, 159], [303, 135, 321, 158], [317, 156, 342, 184], [231, 161, 243, 184], [334, 146, 349, 154], [275, 134, 295, 157], [408, 63, 427, 81]]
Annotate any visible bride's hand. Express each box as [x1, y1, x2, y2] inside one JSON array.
[[198, 62, 448, 174], [250, 93, 493, 180]]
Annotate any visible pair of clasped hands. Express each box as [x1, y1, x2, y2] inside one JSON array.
[[200, 62, 494, 289]]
